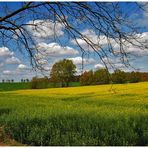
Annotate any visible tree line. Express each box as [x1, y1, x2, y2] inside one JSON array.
[[30, 59, 148, 89], [80, 69, 141, 86], [1, 79, 29, 83], [1, 59, 148, 87]]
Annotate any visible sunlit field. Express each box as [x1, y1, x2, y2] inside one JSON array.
[[0, 82, 148, 146]]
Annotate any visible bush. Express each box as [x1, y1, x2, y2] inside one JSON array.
[[93, 69, 110, 84], [129, 72, 140, 83], [31, 77, 49, 89], [112, 70, 127, 84], [80, 70, 94, 86]]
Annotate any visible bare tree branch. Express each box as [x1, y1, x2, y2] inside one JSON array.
[[0, 2, 147, 72]]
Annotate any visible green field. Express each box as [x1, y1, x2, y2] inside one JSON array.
[[0, 83, 31, 91], [0, 82, 148, 146], [0, 82, 80, 91]]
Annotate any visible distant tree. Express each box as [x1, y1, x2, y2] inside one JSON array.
[[42, 77, 49, 88], [80, 70, 94, 86], [138, 72, 148, 82], [73, 75, 81, 82], [21, 79, 23, 83], [11, 79, 14, 83], [112, 69, 127, 84], [31, 77, 38, 89], [50, 59, 76, 87], [26, 79, 29, 82], [31, 76, 49, 89], [129, 71, 140, 83], [94, 69, 110, 84], [2, 79, 5, 83]]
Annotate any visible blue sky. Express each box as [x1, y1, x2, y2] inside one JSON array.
[[0, 2, 148, 82]]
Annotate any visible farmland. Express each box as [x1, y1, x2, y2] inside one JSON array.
[[0, 83, 31, 91], [0, 82, 80, 91], [0, 82, 148, 146]]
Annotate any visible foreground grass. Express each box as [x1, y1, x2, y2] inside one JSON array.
[[0, 127, 25, 146], [0, 82, 148, 146]]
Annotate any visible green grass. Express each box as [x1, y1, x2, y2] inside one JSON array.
[[45, 82, 80, 88], [0, 83, 31, 91], [0, 82, 80, 91], [0, 82, 148, 146]]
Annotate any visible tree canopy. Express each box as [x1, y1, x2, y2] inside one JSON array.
[[50, 59, 76, 87]]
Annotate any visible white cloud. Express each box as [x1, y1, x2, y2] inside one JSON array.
[[0, 47, 14, 57], [36, 42, 79, 57], [37, 59, 48, 65], [71, 29, 108, 52], [68, 56, 95, 65], [5, 56, 21, 64], [3, 70, 11, 75], [36, 59, 52, 71], [26, 19, 64, 40], [18, 64, 27, 69], [94, 64, 105, 69], [117, 32, 148, 57], [71, 28, 148, 58]]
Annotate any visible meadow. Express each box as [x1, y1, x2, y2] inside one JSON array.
[[0, 82, 80, 91], [0, 82, 148, 146], [0, 82, 31, 91]]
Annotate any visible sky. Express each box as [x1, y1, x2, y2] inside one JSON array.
[[0, 2, 148, 82]]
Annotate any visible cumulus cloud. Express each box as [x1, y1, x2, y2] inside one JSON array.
[[102, 57, 119, 64], [33, 42, 78, 70], [0, 47, 14, 57], [71, 29, 108, 52], [3, 70, 12, 75], [71, 28, 148, 58], [94, 64, 105, 69], [101, 57, 131, 71], [26, 19, 64, 41], [18, 64, 27, 70], [68, 56, 95, 65], [35, 59, 51, 71], [37, 59, 48, 65], [35, 42, 79, 57], [0, 47, 23, 78], [5, 56, 21, 64], [113, 32, 148, 57]]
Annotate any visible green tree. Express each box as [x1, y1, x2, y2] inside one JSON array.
[[31, 76, 49, 89], [26, 79, 29, 82], [50, 59, 76, 87], [94, 69, 110, 84], [112, 69, 127, 84], [129, 71, 140, 83], [31, 77, 38, 89], [80, 70, 94, 86]]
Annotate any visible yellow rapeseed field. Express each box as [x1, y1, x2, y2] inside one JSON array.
[[16, 81, 148, 96], [0, 82, 148, 146]]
